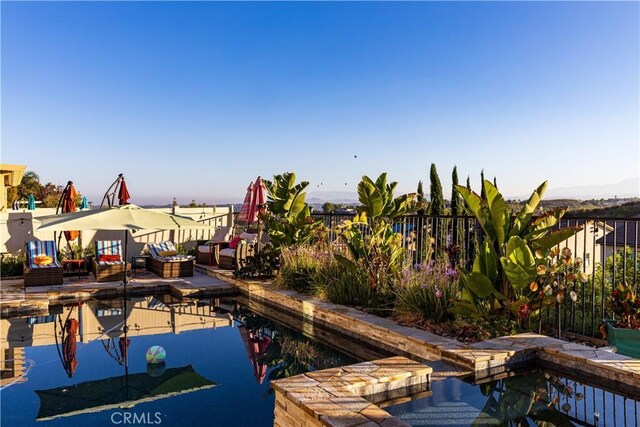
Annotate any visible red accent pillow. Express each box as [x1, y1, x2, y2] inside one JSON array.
[[99, 254, 122, 262], [228, 236, 242, 250]]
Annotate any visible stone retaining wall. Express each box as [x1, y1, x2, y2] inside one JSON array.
[[197, 266, 640, 394]]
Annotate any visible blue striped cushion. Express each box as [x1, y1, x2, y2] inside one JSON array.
[[148, 241, 194, 262], [94, 240, 125, 265], [27, 240, 61, 269]]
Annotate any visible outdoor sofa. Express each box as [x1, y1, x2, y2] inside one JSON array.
[[23, 240, 64, 287], [148, 241, 195, 278], [195, 226, 233, 265], [218, 232, 257, 270]]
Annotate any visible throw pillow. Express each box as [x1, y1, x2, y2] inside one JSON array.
[[34, 255, 53, 266], [228, 236, 243, 249], [158, 250, 178, 257], [99, 254, 122, 262]]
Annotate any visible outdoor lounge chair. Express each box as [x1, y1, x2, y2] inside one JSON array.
[[196, 226, 233, 265], [24, 240, 64, 287], [92, 240, 131, 282], [148, 241, 194, 278], [218, 232, 257, 270]]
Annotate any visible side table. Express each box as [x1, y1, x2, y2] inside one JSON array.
[[62, 259, 86, 278], [131, 256, 150, 276]]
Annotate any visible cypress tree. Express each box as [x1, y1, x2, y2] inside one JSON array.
[[416, 180, 426, 215], [451, 166, 461, 216], [466, 176, 471, 190], [428, 163, 444, 215], [480, 170, 486, 200], [493, 176, 498, 189]]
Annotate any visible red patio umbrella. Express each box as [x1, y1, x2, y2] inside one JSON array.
[[60, 181, 79, 242], [247, 176, 267, 225], [236, 182, 254, 224], [63, 318, 79, 378], [118, 178, 131, 205]]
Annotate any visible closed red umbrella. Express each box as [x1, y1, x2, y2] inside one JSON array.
[[248, 176, 267, 225], [63, 318, 79, 378], [236, 182, 254, 224], [118, 179, 131, 205], [61, 182, 79, 242]]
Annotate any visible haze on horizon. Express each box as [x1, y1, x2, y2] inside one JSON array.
[[2, 2, 638, 206]]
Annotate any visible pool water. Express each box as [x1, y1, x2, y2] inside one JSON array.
[[0, 295, 357, 426], [386, 368, 640, 427]]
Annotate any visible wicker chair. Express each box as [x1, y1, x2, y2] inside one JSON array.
[[23, 240, 64, 287], [218, 232, 257, 270], [195, 226, 233, 265], [148, 241, 195, 278], [92, 240, 131, 282]]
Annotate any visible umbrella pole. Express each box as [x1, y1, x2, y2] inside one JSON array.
[[123, 231, 129, 374]]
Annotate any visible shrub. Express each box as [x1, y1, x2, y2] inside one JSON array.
[[1, 251, 26, 277], [395, 261, 459, 323], [314, 258, 372, 308], [276, 245, 329, 293]]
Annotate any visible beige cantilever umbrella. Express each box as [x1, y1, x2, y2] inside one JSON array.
[[38, 204, 216, 280], [38, 203, 215, 290]]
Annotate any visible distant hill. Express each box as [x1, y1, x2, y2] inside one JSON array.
[[307, 191, 359, 205], [564, 200, 640, 218], [542, 178, 639, 200]]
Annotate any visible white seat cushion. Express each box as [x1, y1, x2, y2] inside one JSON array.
[[219, 248, 236, 258]]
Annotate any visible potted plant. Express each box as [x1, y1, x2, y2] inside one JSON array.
[[601, 282, 640, 358]]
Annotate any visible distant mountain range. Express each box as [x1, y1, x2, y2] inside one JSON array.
[[307, 191, 359, 205], [538, 178, 639, 200], [306, 179, 639, 205]]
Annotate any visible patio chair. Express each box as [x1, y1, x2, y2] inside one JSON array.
[[196, 226, 233, 265], [92, 240, 131, 282], [218, 232, 257, 270], [24, 240, 64, 287], [148, 241, 194, 278]]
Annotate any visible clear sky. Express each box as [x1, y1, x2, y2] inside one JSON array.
[[2, 1, 639, 205]]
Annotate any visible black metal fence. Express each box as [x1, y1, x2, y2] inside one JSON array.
[[311, 213, 640, 338]]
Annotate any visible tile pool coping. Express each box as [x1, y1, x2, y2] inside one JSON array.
[[197, 265, 640, 393]]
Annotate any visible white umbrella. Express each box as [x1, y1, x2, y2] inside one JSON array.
[[37, 204, 216, 286]]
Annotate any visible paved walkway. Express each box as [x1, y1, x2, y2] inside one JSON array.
[[0, 270, 238, 316]]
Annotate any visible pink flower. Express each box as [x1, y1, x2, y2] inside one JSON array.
[[435, 287, 443, 298], [518, 304, 530, 319]]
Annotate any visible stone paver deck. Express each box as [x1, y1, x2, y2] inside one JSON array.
[[273, 356, 432, 427]]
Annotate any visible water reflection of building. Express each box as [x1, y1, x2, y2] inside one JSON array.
[[0, 297, 233, 351], [1, 347, 27, 387]]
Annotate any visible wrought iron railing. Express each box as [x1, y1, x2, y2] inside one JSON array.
[[311, 213, 640, 338]]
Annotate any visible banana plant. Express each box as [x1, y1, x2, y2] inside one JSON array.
[[262, 172, 323, 252], [335, 173, 416, 290], [452, 180, 582, 320]]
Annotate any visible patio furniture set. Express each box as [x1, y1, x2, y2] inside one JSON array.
[[23, 226, 258, 287]]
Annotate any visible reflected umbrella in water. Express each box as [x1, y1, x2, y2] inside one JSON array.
[[35, 365, 216, 421], [238, 325, 271, 384], [53, 304, 81, 378]]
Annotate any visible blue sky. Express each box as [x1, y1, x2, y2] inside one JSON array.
[[2, 2, 638, 205]]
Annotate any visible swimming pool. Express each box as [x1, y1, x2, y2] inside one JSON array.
[[0, 294, 358, 426], [386, 367, 640, 426]]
